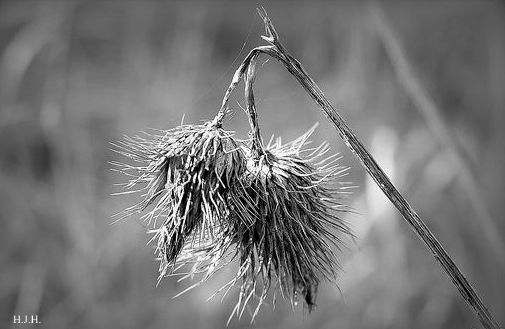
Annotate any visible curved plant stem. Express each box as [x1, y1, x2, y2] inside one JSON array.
[[212, 46, 270, 127], [243, 53, 265, 158], [216, 7, 502, 329]]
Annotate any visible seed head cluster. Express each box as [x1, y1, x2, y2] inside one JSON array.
[[112, 121, 352, 322]]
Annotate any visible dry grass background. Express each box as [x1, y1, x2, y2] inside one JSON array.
[[0, 1, 504, 329]]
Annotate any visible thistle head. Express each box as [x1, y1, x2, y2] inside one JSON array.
[[227, 126, 350, 318], [179, 126, 352, 322], [111, 120, 245, 279]]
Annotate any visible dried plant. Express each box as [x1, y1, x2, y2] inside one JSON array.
[[111, 7, 501, 329], [227, 129, 351, 320], [164, 126, 352, 323], [111, 120, 246, 280], [111, 39, 353, 323]]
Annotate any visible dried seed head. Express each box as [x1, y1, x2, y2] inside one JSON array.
[[169, 126, 353, 323], [111, 121, 245, 280], [225, 126, 352, 321]]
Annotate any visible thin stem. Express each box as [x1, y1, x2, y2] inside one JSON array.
[[223, 7, 500, 329], [243, 53, 265, 158], [212, 46, 272, 127]]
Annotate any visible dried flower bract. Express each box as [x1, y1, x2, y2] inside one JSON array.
[[111, 121, 245, 280], [224, 127, 351, 320]]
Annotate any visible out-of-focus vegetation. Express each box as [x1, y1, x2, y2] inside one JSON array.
[[1, 1, 503, 328]]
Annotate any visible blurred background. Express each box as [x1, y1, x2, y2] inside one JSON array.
[[1, 1, 504, 328]]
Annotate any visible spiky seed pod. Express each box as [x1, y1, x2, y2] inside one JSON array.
[[111, 121, 246, 280], [166, 127, 352, 322], [224, 127, 352, 321]]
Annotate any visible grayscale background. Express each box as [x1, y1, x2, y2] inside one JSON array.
[[1, 1, 504, 329]]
